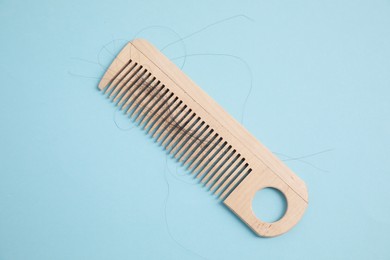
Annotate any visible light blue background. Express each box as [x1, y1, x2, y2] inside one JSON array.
[[1, 0, 389, 259]]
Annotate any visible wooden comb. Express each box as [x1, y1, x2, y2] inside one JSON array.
[[98, 39, 308, 237]]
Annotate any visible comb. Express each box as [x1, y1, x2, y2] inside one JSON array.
[[98, 39, 308, 237]]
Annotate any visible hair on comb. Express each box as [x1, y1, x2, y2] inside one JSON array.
[[98, 39, 308, 237]]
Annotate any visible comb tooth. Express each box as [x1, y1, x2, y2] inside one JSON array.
[[157, 105, 191, 146], [117, 73, 151, 111], [203, 150, 238, 186], [150, 101, 185, 138], [165, 114, 199, 151], [188, 137, 227, 172], [125, 77, 156, 114], [155, 106, 188, 143], [208, 153, 241, 189], [137, 88, 170, 126], [147, 99, 182, 136], [121, 76, 155, 111], [136, 87, 169, 124], [184, 134, 220, 168], [142, 93, 176, 130], [110, 68, 143, 103], [102, 60, 132, 93], [219, 166, 251, 199], [104, 61, 136, 94], [195, 145, 232, 180], [99, 59, 132, 91], [141, 92, 175, 130], [143, 92, 176, 130], [173, 122, 206, 157], [213, 158, 245, 195], [161, 109, 194, 148], [167, 116, 201, 154], [177, 127, 212, 161], [109, 64, 141, 98], [193, 142, 227, 178], [170, 119, 203, 155], [115, 69, 148, 105], [150, 101, 184, 138], [175, 125, 216, 162], [131, 82, 163, 119]]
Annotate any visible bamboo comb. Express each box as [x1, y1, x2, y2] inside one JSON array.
[[98, 39, 308, 237]]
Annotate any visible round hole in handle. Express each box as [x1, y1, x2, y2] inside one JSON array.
[[252, 187, 287, 223]]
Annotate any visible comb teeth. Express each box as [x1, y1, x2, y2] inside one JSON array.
[[100, 60, 252, 199]]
